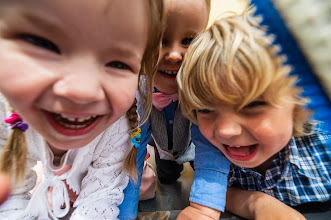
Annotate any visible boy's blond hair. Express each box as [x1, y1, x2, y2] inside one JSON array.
[[177, 7, 310, 136]]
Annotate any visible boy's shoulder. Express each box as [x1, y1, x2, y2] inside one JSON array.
[[288, 121, 331, 182], [291, 121, 331, 152]]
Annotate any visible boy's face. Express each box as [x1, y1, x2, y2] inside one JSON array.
[[196, 96, 295, 173], [0, 0, 148, 155], [154, 0, 208, 95]]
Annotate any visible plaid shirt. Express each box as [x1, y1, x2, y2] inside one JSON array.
[[228, 122, 331, 206]]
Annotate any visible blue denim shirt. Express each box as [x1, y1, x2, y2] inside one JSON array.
[[190, 124, 230, 212]]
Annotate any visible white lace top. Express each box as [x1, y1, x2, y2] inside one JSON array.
[[0, 94, 131, 220]]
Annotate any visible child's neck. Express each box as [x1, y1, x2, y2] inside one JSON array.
[[49, 145, 68, 158], [254, 154, 278, 176]]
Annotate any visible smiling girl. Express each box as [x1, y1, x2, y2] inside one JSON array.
[[0, 0, 163, 219]]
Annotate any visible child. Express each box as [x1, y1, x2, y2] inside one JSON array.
[[0, 0, 163, 219], [177, 7, 330, 220], [138, 0, 230, 218], [150, 0, 210, 184]]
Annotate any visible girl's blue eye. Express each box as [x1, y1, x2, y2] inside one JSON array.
[[244, 101, 267, 108], [20, 34, 60, 54], [107, 61, 129, 70], [182, 37, 194, 46]]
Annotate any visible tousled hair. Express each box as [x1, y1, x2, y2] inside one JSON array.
[[0, 0, 164, 183], [177, 7, 310, 137]]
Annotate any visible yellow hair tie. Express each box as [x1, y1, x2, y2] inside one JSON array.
[[131, 127, 141, 138]]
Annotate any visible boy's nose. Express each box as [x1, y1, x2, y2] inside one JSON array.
[[53, 60, 105, 104], [214, 115, 242, 139]]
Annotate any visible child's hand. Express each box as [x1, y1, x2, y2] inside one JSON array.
[[226, 187, 306, 220], [177, 202, 221, 220]]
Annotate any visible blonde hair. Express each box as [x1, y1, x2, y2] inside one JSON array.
[[123, 0, 164, 179], [177, 7, 310, 137], [0, 0, 164, 183]]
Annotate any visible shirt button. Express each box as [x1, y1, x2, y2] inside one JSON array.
[[169, 120, 174, 124]]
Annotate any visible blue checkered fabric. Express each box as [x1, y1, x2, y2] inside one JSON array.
[[228, 122, 331, 206]]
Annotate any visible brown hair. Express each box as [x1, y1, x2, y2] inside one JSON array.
[[177, 7, 310, 137], [123, 0, 164, 180]]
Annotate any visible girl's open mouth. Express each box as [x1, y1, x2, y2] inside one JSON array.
[[53, 113, 97, 129], [45, 111, 102, 136], [158, 70, 177, 80], [223, 144, 258, 161]]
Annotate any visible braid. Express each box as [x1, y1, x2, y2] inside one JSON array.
[[124, 98, 139, 181], [0, 109, 28, 184]]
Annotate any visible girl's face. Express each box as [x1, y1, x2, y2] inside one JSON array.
[[154, 0, 208, 95], [0, 0, 148, 155], [196, 96, 295, 173]]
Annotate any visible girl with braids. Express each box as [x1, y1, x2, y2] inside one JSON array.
[[0, 0, 163, 219]]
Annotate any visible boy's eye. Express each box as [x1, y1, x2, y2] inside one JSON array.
[[107, 61, 129, 70], [197, 109, 212, 114], [182, 37, 194, 46], [20, 34, 60, 54], [244, 101, 267, 109]]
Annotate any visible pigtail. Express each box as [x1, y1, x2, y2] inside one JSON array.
[[124, 98, 139, 181], [0, 110, 28, 184]]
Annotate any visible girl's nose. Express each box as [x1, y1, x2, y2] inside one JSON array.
[[214, 115, 242, 139], [53, 59, 105, 104], [165, 45, 184, 63]]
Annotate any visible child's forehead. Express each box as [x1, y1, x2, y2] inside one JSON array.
[[0, 1, 149, 38], [0, 0, 148, 23], [164, 0, 209, 33], [165, 0, 208, 14], [0, 0, 149, 61]]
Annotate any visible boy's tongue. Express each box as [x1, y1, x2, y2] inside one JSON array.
[[225, 145, 254, 156]]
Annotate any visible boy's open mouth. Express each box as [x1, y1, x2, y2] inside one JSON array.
[[223, 144, 258, 161]]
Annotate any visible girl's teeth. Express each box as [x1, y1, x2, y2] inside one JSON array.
[[62, 124, 88, 129], [60, 114, 93, 122], [162, 70, 177, 75], [52, 113, 98, 129]]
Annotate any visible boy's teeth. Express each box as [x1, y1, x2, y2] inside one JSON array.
[[224, 144, 241, 148]]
